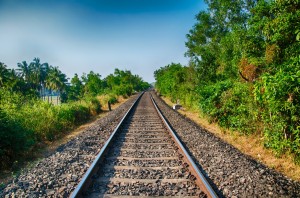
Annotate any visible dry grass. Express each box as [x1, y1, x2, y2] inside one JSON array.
[[97, 95, 128, 111], [162, 96, 300, 181]]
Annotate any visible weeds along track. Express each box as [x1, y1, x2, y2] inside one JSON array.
[[71, 92, 217, 197], [3, 91, 300, 197]]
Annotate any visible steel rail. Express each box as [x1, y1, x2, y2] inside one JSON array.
[[150, 94, 218, 198], [70, 92, 144, 198]]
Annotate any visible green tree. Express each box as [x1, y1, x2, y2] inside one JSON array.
[[17, 61, 31, 82], [46, 66, 68, 102], [0, 62, 10, 87], [156, 0, 300, 161], [82, 71, 104, 96], [68, 73, 84, 101], [104, 68, 149, 97]]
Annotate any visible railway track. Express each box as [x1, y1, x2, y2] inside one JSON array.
[[71, 92, 217, 197]]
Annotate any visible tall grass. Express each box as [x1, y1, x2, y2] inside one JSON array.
[[0, 89, 101, 169]]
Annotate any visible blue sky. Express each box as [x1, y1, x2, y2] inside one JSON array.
[[0, 0, 206, 82]]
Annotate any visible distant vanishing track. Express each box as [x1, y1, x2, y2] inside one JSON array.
[[71, 92, 217, 198]]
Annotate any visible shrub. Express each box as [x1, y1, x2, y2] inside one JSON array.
[[0, 109, 34, 169], [97, 94, 118, 110], [254, 56, 300, 160], [20, 101, 57, 140], [198, 80, 233, 121], [83, 97, 101, 116], [69, 103, 90, 125], [219, 82, 258, 133], [113, 85, 133, 97], [0, 89, 102, 170], [198, 80, 258, 133], [108, 95, 118, 104]]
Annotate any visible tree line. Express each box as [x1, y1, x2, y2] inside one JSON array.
[[0, 58, 149, 101], [67, 68, 149, 101], [1, 58, 67, 99], [155, 0, 300, 162], [0, 58, 149, 170]]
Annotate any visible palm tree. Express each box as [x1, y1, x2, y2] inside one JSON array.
[[46, 66, 68, 104], [17, 61, 31, 82], [0, 64, 23, 91], [41, 62, 50, 99], [0, 62, 10, 87], [30, 58, 41, 90], [17, 59, 51, 97]]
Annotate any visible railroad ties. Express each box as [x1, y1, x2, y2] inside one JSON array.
[[72, 92, 216, 197]]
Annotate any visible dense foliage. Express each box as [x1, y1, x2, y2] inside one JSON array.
[[155, 0, 300, 161], [75, 68, 150, 99], [0, 59, 149, 169]]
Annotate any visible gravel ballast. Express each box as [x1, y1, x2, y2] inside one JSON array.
[[83, 93, 206, 197], [1, 94, 139, 198], [151, 91, 300, 197], [2, 91, 300, 197]]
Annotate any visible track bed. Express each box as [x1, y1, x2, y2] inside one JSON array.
[[73, 92, 215, 197]]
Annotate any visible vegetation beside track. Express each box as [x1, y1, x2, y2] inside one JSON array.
[[154, 0, 300, 163], [161, 96, 300, 181], [0, 59, 149, 171]]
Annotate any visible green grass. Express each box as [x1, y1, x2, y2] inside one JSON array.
[[0, 89, 101, 170]]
